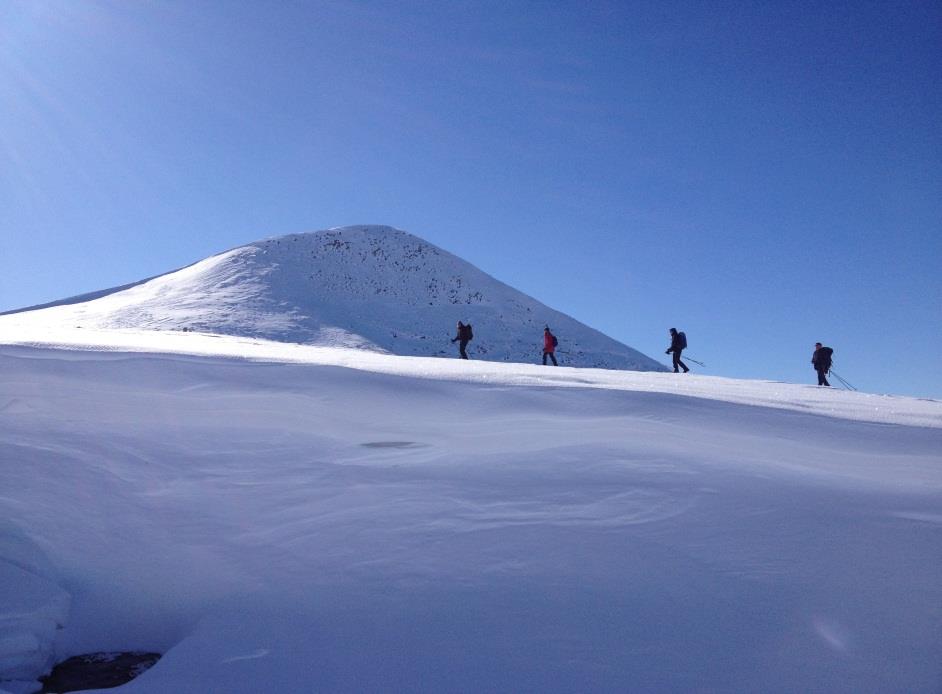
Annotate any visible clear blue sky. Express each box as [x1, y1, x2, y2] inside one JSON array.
[[2, 1, 940, 397]]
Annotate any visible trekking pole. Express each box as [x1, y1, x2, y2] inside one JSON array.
[[829, 369, 857, 391], [683, 355, 706, 367], [832, 372, 854, 390]]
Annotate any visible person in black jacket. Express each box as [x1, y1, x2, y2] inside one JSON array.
[[451, 321, 472, 359], [812, 342, 833, 386], [665, 328, 689, 373]]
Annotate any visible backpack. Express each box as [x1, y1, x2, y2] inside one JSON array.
[[678, 331, 687, 349], [552, 335, 558, 347], [466, 324, 473, 341]]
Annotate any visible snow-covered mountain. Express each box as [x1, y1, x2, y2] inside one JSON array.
[[0, 225, 665, 371]]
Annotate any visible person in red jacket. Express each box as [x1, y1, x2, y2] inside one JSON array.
[[543, 326, 558, 366]]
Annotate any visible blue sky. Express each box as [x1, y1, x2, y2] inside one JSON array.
[[1, 0, 940, 397]]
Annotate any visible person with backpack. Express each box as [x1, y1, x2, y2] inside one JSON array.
[[812, 342, 833, 386], [451, 321, 473, 359], [542, 326, 559, 366], [665, 328, 689, 373]]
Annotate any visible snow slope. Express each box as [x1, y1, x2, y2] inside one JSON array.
[[1, 334, 941, 693], [0, 225, 665, 371]]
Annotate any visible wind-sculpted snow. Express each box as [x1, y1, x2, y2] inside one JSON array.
[[0, 532, 70, 692], [1, 341, 941, 693], [0, 225, 665, 370]]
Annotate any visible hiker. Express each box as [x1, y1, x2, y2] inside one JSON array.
[[665, 328, 689, 373], [451, 321, 473, 359], [542, 326, 558, 366], [812, 342, 833, 386]]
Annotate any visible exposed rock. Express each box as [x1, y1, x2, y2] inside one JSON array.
[[38, 652, 160, 693]]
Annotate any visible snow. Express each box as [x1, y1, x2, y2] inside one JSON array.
[[0, 226, 666, 371], [1, 332, 941, 693], [1, 326, 939, 428]]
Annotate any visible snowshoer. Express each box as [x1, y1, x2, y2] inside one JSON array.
[[666, 328, 689, 373], [543, 327, 558, 366], [812, 342, 833, 386], [452, 321, 473, 359]]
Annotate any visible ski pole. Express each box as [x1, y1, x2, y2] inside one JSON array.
[[829, 369, 857, 391], [833, 373, 854, 391], [683, 355, 706, 367]]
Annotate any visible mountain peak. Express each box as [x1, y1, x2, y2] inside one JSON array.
[[0, 226, 666, 370]]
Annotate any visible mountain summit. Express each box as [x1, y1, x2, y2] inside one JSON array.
[[1, 225, 665, 370]]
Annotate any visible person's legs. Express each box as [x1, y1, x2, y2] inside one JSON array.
[[673, 350, 689, 372], [817, 369, 830, 386], [459, 340, 469, 359], [549, 352, 558, 366]]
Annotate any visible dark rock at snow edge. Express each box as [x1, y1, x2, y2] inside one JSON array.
[[38, 651, 161, 693]]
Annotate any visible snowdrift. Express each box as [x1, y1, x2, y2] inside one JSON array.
[[1, 334, 940, 693]]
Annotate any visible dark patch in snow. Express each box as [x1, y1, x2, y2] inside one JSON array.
[[38, 651, 160, 693], [360, 441, 427, 449]]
